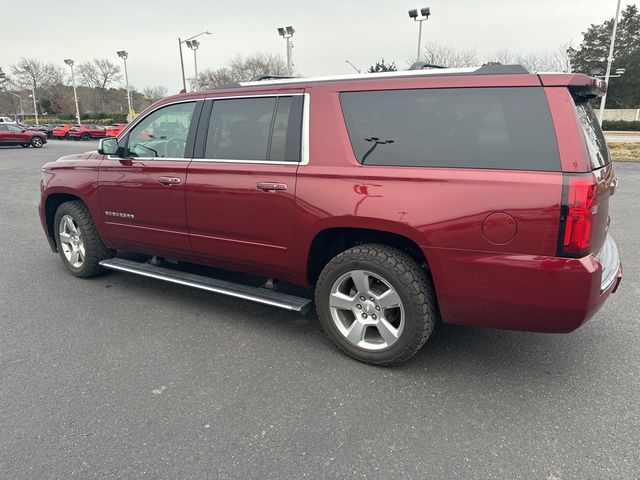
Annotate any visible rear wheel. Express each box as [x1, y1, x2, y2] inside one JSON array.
[[31, 136, 44, 148], [54, 201, 114, 278], [315, 244, 436, 366]]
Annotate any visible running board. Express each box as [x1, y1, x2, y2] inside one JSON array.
[[99, 258, 312, 314]]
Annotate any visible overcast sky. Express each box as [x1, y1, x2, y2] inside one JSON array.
[[2, 0, 633, 93]]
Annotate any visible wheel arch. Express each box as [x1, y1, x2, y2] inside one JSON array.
[[43, 191, 104, 252], [306, 226, 432, 287]]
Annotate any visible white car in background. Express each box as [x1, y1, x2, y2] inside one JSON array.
[[0, 116, 16, 124]]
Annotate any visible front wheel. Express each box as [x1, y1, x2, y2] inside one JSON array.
[[315, 244, 437, 366], [31, 136, 44, 148], [53, 201, 114, 278], [81, 133, 90, 141]]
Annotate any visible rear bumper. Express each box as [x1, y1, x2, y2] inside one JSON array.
[[425, 234, 622, 333]]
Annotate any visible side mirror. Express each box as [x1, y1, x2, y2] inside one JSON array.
[[98, 137, 119, 156]]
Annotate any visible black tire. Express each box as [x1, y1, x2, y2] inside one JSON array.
[[31, 136, 44, 148], [21, 144, 29, 148], [315, 244, 436, 366], [53, 201, 114, 278], [81, 133, 90, 141]]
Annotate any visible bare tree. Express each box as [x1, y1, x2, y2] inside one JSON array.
[[142, 86, 168, 103], [420, 42, 478, 68], [78, 59, 122, 111], [10, 58, 55, 90], [192, 52, 288, 90], [485, 45, 572, 72]]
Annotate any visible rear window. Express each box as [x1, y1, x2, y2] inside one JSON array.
[[574, 99, 611, 169], [339, 87, 560, 171]]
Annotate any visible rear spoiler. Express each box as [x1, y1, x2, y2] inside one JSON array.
[[538, 73, 607, 99]]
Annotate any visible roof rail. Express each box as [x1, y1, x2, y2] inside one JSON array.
[[408, 62, 447, 70], [226, 64, 531, 89], [249, 74, 300, 82]]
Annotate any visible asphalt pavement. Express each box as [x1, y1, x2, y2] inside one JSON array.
[[1, 140, 639, 479]]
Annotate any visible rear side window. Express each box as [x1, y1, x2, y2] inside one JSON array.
[[205, 96, 303, 162], [574, 100, 611, 169], [340, 87, 560, 171]]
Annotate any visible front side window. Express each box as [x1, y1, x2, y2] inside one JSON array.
[[204, 96, 302, 162], [126, 102, 196, 159], [0, 125, 7, 131], [7, 125, 22, 132], [340, 87, 560, 171]]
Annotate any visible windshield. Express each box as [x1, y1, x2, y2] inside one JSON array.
[[574, 99, 611, 169]]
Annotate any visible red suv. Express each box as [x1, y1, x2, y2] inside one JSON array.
[[68, 124, 107, 140], [38, 65, 622, 365]]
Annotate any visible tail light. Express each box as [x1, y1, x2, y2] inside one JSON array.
[[558, 174, 598, 258]]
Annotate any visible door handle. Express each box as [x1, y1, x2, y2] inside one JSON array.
[[158, 176, 181, 185], [256, 182, 288, 192]]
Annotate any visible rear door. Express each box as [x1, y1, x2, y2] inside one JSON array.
[[185, 93, 306, 280], [98, 100, 202, 259]]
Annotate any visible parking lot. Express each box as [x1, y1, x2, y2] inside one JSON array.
[[1, 140, 638, 479]]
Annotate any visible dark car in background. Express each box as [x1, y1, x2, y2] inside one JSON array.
[[0, 124, 47, 147], [68, 124, 107, 140], [26, 124, 55, 138]]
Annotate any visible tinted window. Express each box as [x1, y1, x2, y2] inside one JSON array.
[[126, 102, 196, 159], [340, 87, 560, 171], [574, 100, 611, 169], [0, 125, 7, 131], [205, 96, 302, 162]]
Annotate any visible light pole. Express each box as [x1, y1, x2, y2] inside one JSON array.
[[178, 31, 211, 92], [345, 60, 361, 74], [598, 0, 622, 125], [277, 26, 295, 75], [408, 7, 431, 62], [4, 92, 24, 123], [64, 59, 81, 125], [30, 80, 39, 125], [117, 50, 132, 120], [186, 40, 200, 91]]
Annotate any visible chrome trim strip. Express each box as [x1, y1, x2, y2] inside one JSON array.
[[204, 92, 305, 100], [99, 258, 311, 313], [238, 67, 479, 87], [597, 234, 620, 292]]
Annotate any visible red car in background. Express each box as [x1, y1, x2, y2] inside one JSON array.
[[105, 123, 127, 138], [68, 124, 107, 140], [51, 124, 79, 139], [0, 124, 47, 147]]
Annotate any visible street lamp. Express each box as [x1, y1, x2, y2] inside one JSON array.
[[116, 50, 132, 120], [598, 0, 622, 125], [186, 40, 200, 91], [277, 26, 295, 75], [345, 60, 361, 74], [64, 59, 81, 125], [408, 7, 431, 62], [178, 31, 211, 92], [29, 80, 39, 125]]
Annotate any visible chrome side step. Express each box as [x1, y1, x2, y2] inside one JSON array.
[[99, 258, 312, 314]]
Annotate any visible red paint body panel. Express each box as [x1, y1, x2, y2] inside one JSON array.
[[38, 70, 621, 334]]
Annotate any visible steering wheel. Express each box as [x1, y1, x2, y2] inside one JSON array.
[[163, 137, 186, 158]]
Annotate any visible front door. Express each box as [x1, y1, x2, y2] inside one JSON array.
[[186, 94, 305, 281], [98, 100, 201, 259]]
